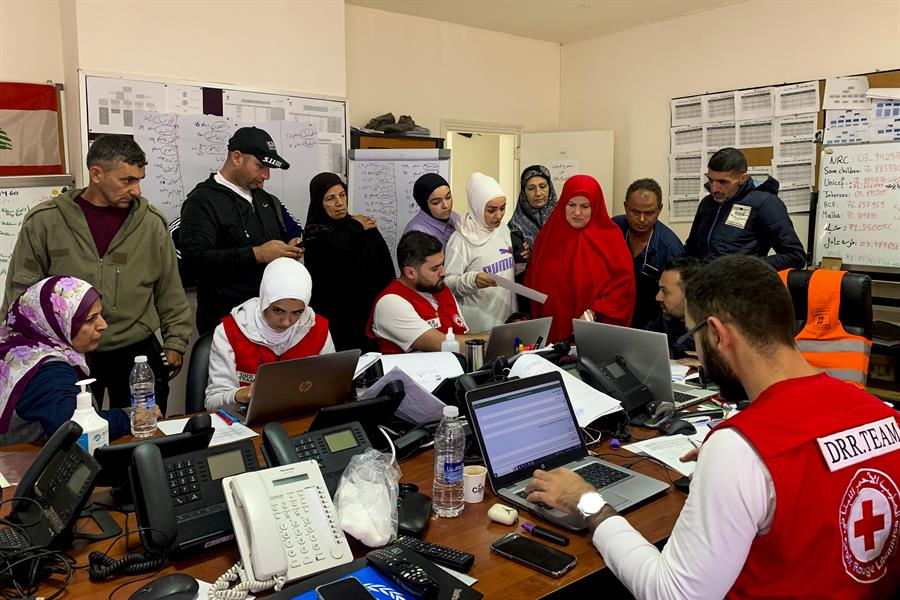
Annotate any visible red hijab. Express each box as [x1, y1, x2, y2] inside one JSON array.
[[525, 175, 635, 342]]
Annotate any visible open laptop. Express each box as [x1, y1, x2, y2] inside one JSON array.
[[465, 371, 668, 531], [573, 320, 717, 411], [483, 317, 552, 362], [232, 349, 361, 426]]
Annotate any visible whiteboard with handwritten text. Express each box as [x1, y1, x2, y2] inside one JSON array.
[[814, 142, 900, 269], [0, 177, 75, 298]]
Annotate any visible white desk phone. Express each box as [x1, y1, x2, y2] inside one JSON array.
[[222, 461, 352, 583]]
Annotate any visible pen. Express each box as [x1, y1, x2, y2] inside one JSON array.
[[514, 337, 521, 352], [214, 410, 234, 426], [522, 523, 569, 546], [220, 408, 240, 423], [534, 336, 544, 349], [689, 439, 700, 449]]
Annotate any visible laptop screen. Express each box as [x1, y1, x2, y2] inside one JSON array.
[[470, 378, 583, 479]]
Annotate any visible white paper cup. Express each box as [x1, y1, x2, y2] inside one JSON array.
[[463, 465, 487, 503]]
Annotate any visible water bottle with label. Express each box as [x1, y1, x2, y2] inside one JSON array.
[[129, 355, 158, 438], [432, 405, 465, 517]]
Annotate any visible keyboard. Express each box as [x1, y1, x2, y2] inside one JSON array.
[[673, 391, 695, 404], [574, 462, 629, 489], [515, 489, 554, 511]]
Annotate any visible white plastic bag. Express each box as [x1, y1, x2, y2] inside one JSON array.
[[333, 448, 400, 547]]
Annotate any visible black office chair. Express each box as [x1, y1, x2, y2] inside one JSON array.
[[184, 332, 214, 414], [782, 269, 873, 339]]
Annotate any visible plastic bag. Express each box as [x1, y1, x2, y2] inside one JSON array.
[[333, 448, 400, 547]]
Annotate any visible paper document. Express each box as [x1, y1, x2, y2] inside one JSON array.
[[492, 275, 547, 304], [867, 88, 900, 101], [509, 354, 621, 427], [824, 76, 870, 110], [157, 415, 258, 447], [669, 361, 690, 382], [623, 424, 711, 477], [360, 367, 447, 425], [379, 352, 463, 392], [355, 352, 382, 378]]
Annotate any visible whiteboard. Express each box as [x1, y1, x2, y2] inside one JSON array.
[[0, 176, 75, 298], [348, 149, 451, 265], [814, 142, 900, 270]]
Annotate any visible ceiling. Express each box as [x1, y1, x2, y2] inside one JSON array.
[[346, 0, 744, 44]]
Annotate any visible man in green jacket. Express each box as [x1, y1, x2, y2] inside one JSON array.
[[2, 135, 192, 414]]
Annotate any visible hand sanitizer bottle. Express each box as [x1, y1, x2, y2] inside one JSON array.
[[71, 378, 109, 454], [440, 330, 458, 353]]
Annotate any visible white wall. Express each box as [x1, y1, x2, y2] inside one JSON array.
[[560, 0, 900, 241], [448, 132, 500, 217], [0, 0, 64, 83]]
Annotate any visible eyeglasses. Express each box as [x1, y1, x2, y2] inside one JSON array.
[[676, 318, 708, 345]]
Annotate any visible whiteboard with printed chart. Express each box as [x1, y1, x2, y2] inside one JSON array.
[[813, 141, 900, 271]]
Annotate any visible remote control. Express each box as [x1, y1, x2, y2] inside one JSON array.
[[396, 535, 475, 573], [366, 546, 440, 599]]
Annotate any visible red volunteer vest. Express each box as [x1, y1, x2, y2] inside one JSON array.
[[221, 314, 330, 385], [714, 373, 900, 598], [366, 279, 466, 354]]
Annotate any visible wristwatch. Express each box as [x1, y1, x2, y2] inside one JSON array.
[[577, 491, 607, 519]]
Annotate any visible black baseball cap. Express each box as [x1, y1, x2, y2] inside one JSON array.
[[227, 126, 290, 170]]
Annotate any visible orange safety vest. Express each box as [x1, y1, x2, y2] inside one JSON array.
[[779, 269, 871, 387]]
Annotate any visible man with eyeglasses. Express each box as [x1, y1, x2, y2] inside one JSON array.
[[180, 127, 304, 334], [526, 255, 900, 599], [612, 178, 684, 329], [685, 147, 806, 270]]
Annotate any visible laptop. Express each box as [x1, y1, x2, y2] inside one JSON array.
[[232, 349, 361, 426], [465, 372, 669, 531], [573, 320, 717, 411], [483, 317, 552, 362]]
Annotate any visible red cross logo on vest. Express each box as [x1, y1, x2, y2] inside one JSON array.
[[839, 468, 900, 583]]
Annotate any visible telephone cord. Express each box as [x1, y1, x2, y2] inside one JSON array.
[[208, 561, 286, 600]]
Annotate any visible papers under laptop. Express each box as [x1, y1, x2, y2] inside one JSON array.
[[465, 372, 668, 531], [233, 349, 360, 426], [573, 320, 717, 411]]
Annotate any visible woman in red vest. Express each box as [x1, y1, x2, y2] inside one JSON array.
[[205, 257, 334, 410]]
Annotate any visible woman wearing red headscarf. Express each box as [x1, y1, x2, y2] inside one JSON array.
[[525, 175, 635, 342]]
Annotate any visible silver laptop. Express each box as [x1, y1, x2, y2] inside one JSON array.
[[573, 320, 717, 410], [483, 317, 552, 362], [465, 372, 668, 531], [231, 349, 361, 426]]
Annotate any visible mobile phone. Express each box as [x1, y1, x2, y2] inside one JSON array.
[[316, 577, 374, 600], [510, 229, 527, 264], [490, 532, 577, 578]]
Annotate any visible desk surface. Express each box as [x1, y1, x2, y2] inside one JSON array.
[[4, 415, 686, 599]]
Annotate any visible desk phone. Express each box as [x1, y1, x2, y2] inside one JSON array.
[[223, 462, 352, 584]]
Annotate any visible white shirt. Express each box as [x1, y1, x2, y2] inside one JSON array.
[[371, 291, 468, 352], [592, 428, 775, 599], [214, 171, 253, 204]]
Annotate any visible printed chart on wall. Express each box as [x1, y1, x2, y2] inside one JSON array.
[[814, 141, 900, 270]]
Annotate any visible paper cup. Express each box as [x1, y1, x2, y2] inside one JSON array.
[[463, 465, 487, 503]]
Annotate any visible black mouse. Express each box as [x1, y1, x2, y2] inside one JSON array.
[[129, 573, 199, 600], [659, 418, 697, 436]]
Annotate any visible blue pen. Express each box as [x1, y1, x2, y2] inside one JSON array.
[[514, 337, 521, 352], [215, 409, 235, 425], [219, 408, 240, 422]]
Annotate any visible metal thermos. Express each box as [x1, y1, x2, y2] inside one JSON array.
[[465, 339, 485, 372]]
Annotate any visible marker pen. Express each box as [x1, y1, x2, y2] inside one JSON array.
[[522, 523, 569, 546], [214, 410, 234, 426]]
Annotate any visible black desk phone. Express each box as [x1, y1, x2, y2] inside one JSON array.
[[261, 421, 372, 496], [577, 355, 654, 417], [129, 438, 259, 555], [2, 421, 101, 550]]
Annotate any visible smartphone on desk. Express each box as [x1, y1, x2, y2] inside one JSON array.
[[316, 577, 374, 599], [491, 532, 576, 578]]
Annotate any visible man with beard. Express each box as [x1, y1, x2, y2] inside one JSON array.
[[524, 256, 900, 599], [646, 256, 702, 361], [367, 231, 487, 353]]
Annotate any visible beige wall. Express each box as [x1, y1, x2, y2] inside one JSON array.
[[346, 4, 560, 134], [560, 0, 900, 241], [448, 132, 500, 217], [0, 0, 65, 82]]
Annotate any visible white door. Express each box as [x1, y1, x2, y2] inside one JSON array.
[[520, 130, 614, 203]]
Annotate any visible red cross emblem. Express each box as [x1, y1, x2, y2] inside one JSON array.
[[840, 468, 900, 583]]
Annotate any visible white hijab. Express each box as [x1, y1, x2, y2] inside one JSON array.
[[457, 172, 506, 247], [231, 258, 317, 355]]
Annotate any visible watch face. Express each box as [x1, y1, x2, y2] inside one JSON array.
[[578, 492, 605, 515]]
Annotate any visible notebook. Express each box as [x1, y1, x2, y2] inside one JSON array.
[[483, 317, 552, 362], [573, 320, 717, 411], [465, 371, 668, 531], [232, 349, 361, 426]]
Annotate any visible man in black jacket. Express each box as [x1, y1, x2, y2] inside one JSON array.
[[686, 147, 806, 271], [180, 127, 304, 334]]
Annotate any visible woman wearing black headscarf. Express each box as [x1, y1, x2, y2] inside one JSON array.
[[508, 165, 558, 311], [402, 173, 459, 251], [304, 172, 395, 351]]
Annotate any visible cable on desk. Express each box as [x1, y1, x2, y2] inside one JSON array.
[[209, 561, 286, 600], [377, 425, 397, 462], [87, 524, 172, 582]]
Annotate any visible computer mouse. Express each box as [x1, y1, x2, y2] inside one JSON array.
[[659, 418, 697, 436], [129, 573, 199, 600]]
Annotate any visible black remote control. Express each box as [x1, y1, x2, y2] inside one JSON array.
[[367, 546, 440, 599], [396, 534, 475, 573]]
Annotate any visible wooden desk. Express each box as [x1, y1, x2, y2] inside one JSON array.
[[8, 415, 686, 599]]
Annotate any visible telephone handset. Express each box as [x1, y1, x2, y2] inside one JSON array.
[[223, 462, 352, 584], [4, 421, 101, 549]]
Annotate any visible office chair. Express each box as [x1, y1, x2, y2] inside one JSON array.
[[184, 332, 214, 414], [782, 269, 873, 339]]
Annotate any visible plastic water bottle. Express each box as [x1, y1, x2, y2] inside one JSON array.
[[433, 405, 465, 517], [129, 355, 158, 438]]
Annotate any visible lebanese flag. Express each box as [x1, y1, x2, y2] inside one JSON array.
[[0, 82, 63, 176]]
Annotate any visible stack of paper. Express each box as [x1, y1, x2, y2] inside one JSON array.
[[623, 424, 711, 477], [380, 352, 464, 392], [157, 416, 257, 447], [359, 366, 447, 426]]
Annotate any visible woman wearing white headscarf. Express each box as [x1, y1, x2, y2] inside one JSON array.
[[205, 258, 335, 410], [444, 172, 517, 332]]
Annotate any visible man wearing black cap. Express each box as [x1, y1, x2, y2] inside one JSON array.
[[180, 126, 304, 334]]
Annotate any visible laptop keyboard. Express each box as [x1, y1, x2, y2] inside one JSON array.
[[515, 490, 554, 511], [673, 391, 695, 404], [574, 462, 629, 489]]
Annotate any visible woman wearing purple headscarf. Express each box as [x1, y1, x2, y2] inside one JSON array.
[[0, 276, 129, 445]]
